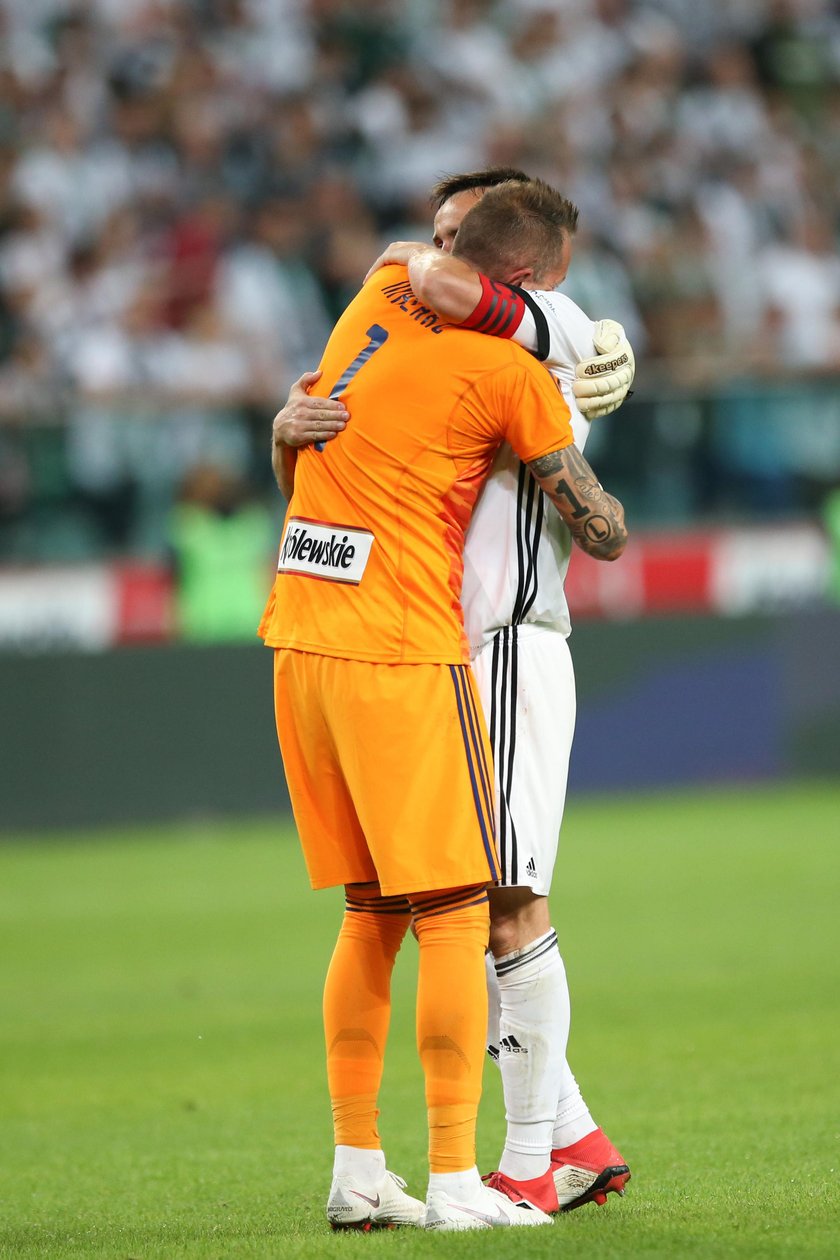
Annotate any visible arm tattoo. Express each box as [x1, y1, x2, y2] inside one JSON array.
[[552, 478, 589, 520], [529, 450, 566, 479], [528, 444, 627, 561], [574, 476, 609, 504]]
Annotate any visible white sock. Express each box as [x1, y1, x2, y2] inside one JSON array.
[[427, 1166, 483, 1201], [333, 1145, 385, 1180], [494, 929, 569, 1182], [553, 1068, 597, 1150]]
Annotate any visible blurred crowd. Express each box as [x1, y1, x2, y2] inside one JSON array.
[[1, 0, 840, 555]]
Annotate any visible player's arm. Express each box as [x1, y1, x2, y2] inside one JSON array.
[[366, 244, 634, 415], [528, 444, 627, 561], [270, 369, 348, 496], [364, 242, 483, 321], [497, 362, 627, 560], [271, 432, 297, 499]]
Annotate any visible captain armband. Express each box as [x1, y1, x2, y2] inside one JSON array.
[[459, 274, 527, 339]]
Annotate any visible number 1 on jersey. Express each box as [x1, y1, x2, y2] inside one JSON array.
[[315, 323, 389, 451]]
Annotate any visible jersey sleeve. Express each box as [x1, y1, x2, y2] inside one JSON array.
[[511, 289, 597, 378], [502, 360, 574, 464], [451, 352, 573, 468], [506, 287, 551, 360]]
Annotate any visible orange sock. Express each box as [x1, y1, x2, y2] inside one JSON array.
[[323, 883, 411, 1149], [411, 886, 490, 1173]]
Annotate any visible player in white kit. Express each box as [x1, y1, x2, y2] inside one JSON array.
[[273, 169, 634, 1217]]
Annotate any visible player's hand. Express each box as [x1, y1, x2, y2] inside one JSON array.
[[573, 319, 635, 419], [271, 370, 348, 449], [363, 241, 431, 285]]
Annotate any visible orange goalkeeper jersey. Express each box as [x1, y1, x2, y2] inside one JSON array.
[[259, 265, 573, 664]]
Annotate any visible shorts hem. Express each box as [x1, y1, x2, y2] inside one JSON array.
[[378, 876, 496, 897], [309, 872, 376, 891], [494, 878, 552, 897]]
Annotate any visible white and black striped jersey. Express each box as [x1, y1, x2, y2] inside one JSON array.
[[461, 288, 596, 656]]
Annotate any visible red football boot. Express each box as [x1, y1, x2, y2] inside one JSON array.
[[482, 1168, 560, 1215], [550, 1128, 631, 1211]]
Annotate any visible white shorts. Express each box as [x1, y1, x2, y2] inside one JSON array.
[[471, 624, 575, 895]]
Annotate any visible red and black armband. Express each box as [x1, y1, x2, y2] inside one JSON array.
[[460, 274, 527, 340]]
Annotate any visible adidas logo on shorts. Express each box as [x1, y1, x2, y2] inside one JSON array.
[[526, 857, 537, 878], [500, 1035, 528, 1054]]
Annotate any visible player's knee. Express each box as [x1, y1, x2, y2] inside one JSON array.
[[488, 914, 524, 957], [488, 888, 550, 957], [409, 885, 490, 941]]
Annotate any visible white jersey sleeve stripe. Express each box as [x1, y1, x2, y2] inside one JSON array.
[[510, 286, 551, 360]]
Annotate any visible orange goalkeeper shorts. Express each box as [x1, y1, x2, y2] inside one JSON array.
[[273, 648, 499, 896]]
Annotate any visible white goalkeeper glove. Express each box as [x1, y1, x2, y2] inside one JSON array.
[[573, 318, 635, 419]]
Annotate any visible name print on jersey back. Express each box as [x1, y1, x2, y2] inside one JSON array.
[[381, 279, 448, 333]]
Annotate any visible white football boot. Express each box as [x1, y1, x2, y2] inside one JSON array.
[[327, 1167, 426, 1230], [425, 1167, 553, 1230]]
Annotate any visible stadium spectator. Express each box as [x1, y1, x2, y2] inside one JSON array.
[[756, 211, 840, 372], [167, 461, 275, 642], [822, 483, 840, 604], [215, 191, 333, 390]]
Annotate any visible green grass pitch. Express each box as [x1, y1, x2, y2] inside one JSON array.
[[1, 782, 838, 1259]]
